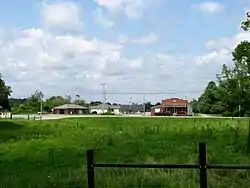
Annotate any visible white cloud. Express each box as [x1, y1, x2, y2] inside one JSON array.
[[192, 1, 224, 13], [0, 26, 208, 102], [2, 1, 250, 103], [94, 0, 148, 19], [41, 1, 83, 31], [2, 24, 246, 103], [195, 31, 250, 70], [118, 32, 159, 44]]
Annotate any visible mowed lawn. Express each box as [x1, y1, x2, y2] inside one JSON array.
[[0, 117, 250, 188]]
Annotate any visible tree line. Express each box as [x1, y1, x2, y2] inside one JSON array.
[[191, 12, 250, 117], [1, 89, 158, 114]]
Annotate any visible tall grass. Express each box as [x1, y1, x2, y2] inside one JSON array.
[[0, 117, 250, 187]]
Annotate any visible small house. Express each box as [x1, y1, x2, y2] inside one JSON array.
[[52, 104, 88, 114], [120, 104, 144, 114], [89, 103, 120, 115]]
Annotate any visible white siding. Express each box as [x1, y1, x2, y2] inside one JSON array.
[[114, 109, 120, 115], [155, 108, 160, 113], [90, 109, 120, 115]]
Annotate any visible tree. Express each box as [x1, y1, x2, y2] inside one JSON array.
[[44, 96, 71, 112], [145, 102, 153, 112], [155, 102, 161, 106], [194, 12, 250, 117], [90, 101, 102, 106], [9, 98, 27, 108], [0, 74, 12, 110], [12, 90, 44, 113], [195, 81, 223, 114], [216, 40, 250, 116], [241, 12, 250, 31]]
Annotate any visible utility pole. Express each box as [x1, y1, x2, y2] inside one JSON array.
[[75, 94, 80, 114], [101, 84, 106, 114], [40, 98, 43, 115], [143, 94, 146, 116], [129, 97, 132, 114]]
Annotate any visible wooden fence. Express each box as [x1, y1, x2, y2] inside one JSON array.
[[86, 142, 250, 188]]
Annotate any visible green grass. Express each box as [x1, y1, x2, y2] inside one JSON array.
[[0, 117, 250, 187]]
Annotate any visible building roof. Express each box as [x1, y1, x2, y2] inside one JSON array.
[[150, 105, 162, 109], [53, 104, 87, 110], [89, 103, 120, 110], [120, 104, 144, 111]]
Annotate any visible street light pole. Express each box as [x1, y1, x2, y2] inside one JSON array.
[[101, 84, 106, 114], [143, 93, 146, 116], [40, 97, 43, 115]]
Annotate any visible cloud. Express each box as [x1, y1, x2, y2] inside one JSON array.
[[118, 32, 159, 44], [41, 1, 83, 31], [192, 1, 224, 13], [94, 0, 148, 19], [2, 24, 246, 103], [2, 1, 250, 103], [195, 31, 250, 70], [0, 26, 210, 102]]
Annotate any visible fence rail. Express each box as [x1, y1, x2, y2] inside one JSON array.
[[86, 142, 250, 188]]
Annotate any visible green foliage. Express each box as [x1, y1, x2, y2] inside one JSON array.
[[0, 74, 12, 110], [9, 98, 27, 108], [145, 101, 153, 111], [194, 13, 250, 117], [241, 12, 250, 31], [11, 90, 44, 114], [192, 81, 224, 114], [0, 117, 250, 187], [43, 96, 71, 112]]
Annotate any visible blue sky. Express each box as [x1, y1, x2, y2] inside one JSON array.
[[0, 0, 249, 103]]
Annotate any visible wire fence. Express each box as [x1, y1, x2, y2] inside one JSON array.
[[86, 142, 250, 188]]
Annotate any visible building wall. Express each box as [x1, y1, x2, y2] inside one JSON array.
[[53, 109, 86, 114], [151, 98, 191, 116], [162, 98, 188, 106], [0, 112, 11, 118], [151, 106, 164, 116], [90, 108, 120, 115]]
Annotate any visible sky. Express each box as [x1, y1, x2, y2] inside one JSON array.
[[0, 0, 250, 104]]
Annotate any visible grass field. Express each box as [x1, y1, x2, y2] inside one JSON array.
[[0, 117, 250, 188]]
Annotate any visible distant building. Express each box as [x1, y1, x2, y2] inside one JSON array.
[[52, 104, 88, 114], [151, 98, 193, 116], [89, 103, 120, 115], [120, 104, 144, 114], [0, 106, 11, 118]]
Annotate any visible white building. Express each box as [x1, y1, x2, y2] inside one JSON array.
[[89, 104, 120, 115]]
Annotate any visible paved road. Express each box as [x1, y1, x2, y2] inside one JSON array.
[[4, 114, 242, 121]]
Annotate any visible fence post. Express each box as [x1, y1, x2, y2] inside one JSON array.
[[199, 142, 208, 188], [87, 150, 94, 188]]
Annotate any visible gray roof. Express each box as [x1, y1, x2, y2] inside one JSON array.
[[89, 103, 120, 110], [53, 104, 87, 110], [120, 104, 144, 112]]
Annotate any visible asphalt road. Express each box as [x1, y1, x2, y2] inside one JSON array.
[[5, 114, 242, 120]]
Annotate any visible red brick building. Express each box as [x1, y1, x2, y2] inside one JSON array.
[[151, 98, 193, 116]]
